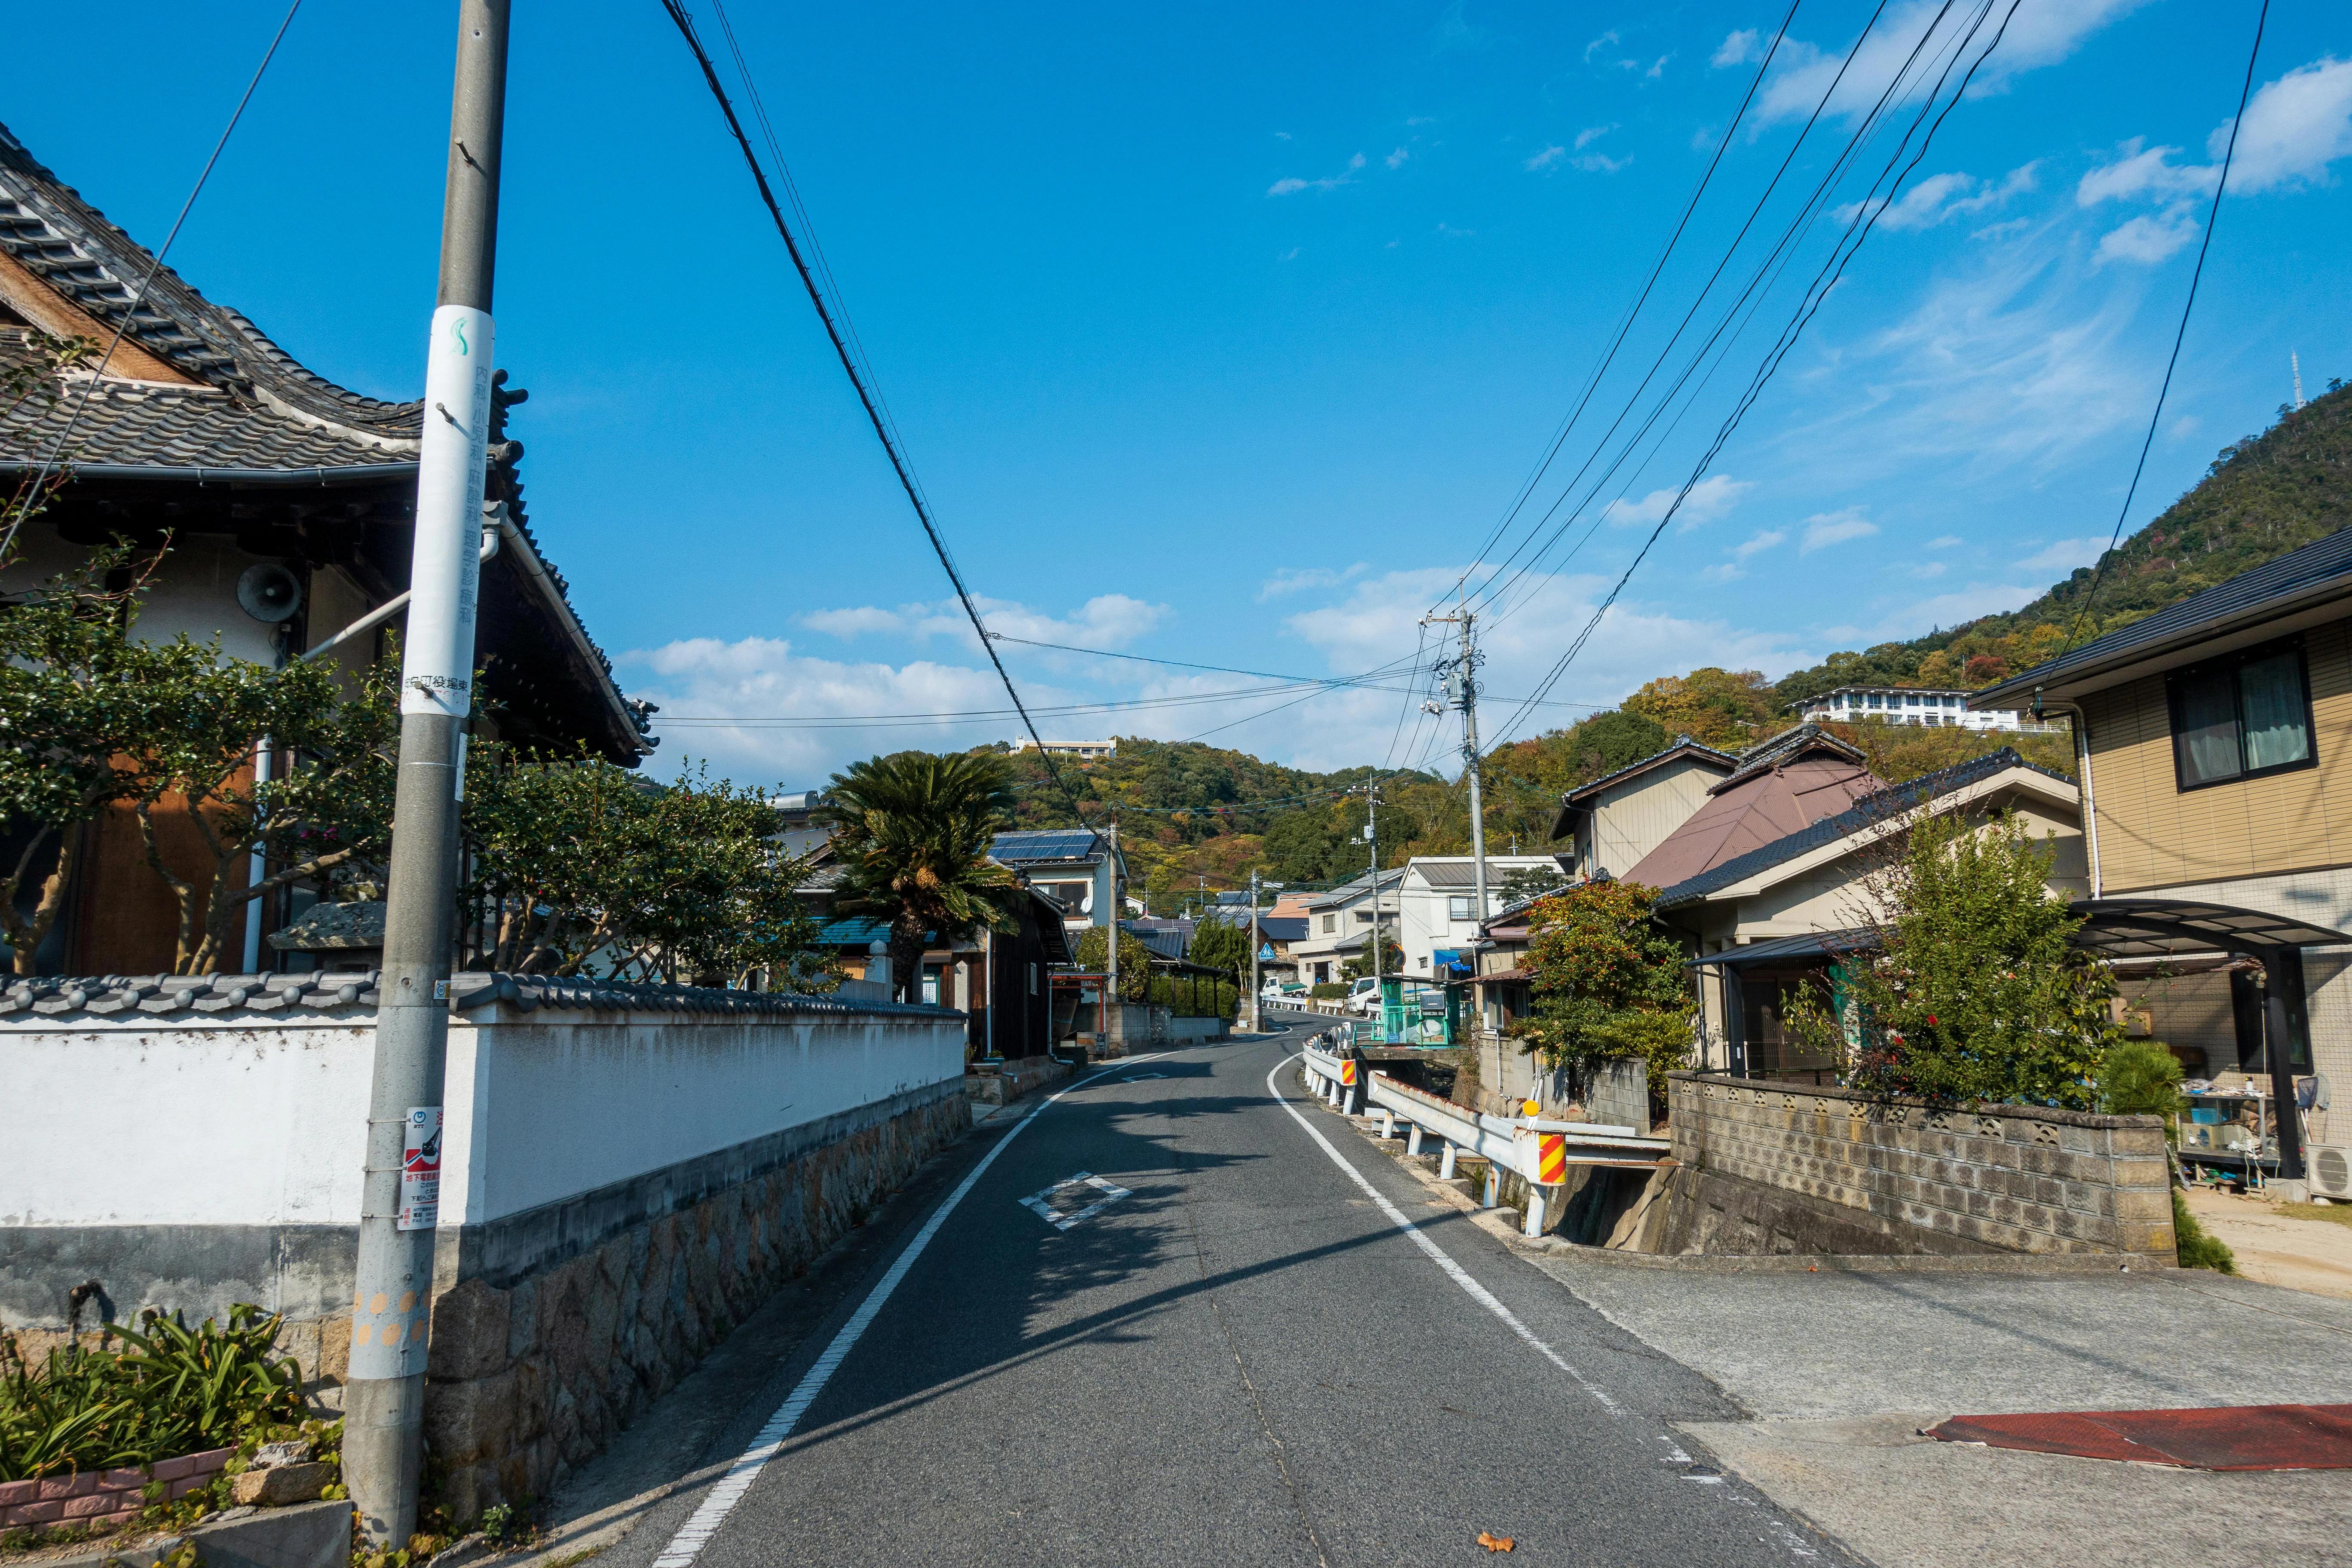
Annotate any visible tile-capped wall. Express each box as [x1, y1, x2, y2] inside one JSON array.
[[1666, 1072, 2176, 1258]]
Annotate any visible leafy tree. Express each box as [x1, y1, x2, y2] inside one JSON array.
[[1188, 918, 1252, 983], [822, 750, 1022, 1004], [0, 547, 186, 973], [462, 753, 833, 989], [1785, 811, 2121, 1109], [2098, 1038, 2186, 1121], [1340, 934, 1403, 981], [1509, 880, 1692, 1096], [1621, 668, 1776, 749], [1074, 924, 1157, 1002]]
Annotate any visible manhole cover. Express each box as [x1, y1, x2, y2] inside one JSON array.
[[1020, 1173, 1134, 1232]]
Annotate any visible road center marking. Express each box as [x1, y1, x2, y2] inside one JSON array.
[[1020, 1173, 1134, 1231]]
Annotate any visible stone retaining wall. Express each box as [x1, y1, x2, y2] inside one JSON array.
[[1666, 1072, 2174, 1258], [420, 1084, 969, 1519]]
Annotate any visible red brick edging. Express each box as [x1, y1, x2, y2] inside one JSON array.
[[0, 1446, 234, 1529]]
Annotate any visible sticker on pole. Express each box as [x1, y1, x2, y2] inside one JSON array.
[[398, 1106, 443, 1230]]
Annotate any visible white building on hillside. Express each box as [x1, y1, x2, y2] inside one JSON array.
[[1011, 738, 1117, 760], [1795, 687, 2061, 732]]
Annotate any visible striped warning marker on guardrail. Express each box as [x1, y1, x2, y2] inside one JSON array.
[[1537, 1132, 1566, 1186], [1340, 1060, 1357, 1086]]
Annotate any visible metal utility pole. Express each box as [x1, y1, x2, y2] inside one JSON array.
[[346, 0, 508, 1547], [1424, 608, 1489, 947]]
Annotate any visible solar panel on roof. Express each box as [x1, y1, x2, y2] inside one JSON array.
[[991, 830, 1099, 862]]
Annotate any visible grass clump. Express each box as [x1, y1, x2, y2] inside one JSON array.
[[2173, 1191, 2238, 1274]]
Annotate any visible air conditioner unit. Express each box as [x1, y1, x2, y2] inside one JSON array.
[[2312, 1145, 2352, 1201]]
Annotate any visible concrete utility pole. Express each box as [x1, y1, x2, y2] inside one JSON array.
[[346, 0, 508, 1547], [1104, 818, 1119, 1039], [1248, 867, 1261, 1033], [1365, 781, 1383, 1000], [1424, 607, 1489, 949]]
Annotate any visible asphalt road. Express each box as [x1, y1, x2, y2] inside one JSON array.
[[599, 1020, 1856, 1568]]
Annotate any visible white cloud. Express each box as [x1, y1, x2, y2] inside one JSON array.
[[1840, 163, 2038, 230], [1927, 535, 1963, 549], [1758, 0, 2147, 125], [2014, 537, 2107, 576], [1712, 28, 1762, 67], [2095, 202, 2200, 266], [1732, 527, 1788, 561], [1801, 507, 1878, 552], [1583, 29, 1619, 63], [1864, 582, 2043, 639], [1575, 123, 1617, 149], [1274, 130, 1292, 141], [1386, 146, 1409, 169], [1575, 152, 1632, 174], [1701, 562, 1749, 584], [1648, 55, 1671, 80], [1909, 562, 1947, 579], [798, 605, 905, 638], [1257, 564, 1366, 600], [1604, 473, 1754, 528], [2076, 138, 2216, 205], [1277, 246, 1301, 261], [1267, 151, 1366, 196], [1524, 144, 1566, 172], [2220, 56, 2352, 194], [796, 594, 1168, 653]]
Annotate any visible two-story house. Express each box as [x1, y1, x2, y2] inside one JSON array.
[[1289, 868, 1404, 988], [1396, 855, 1570, 982], [1971, 532, 2352, 1185], [1550, 737, 1736, 881]]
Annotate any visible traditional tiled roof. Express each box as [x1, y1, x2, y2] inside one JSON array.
[[0, 122, 423, 462], [1652, 748, 2075, 910], [0, 970, 949, 1021]]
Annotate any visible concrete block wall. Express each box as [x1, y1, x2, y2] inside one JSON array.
[[1667, 1072, 2176, 1257]]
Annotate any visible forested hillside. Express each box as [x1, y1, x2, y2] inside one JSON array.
[[1774, 378, 2352, 707]]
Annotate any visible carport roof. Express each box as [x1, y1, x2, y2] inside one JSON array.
[[1684, 900, 2352, 971]]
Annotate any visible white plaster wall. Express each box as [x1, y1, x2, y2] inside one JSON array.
[[6, 1010, 965, 1230], [2, 1018, 374, 1227]]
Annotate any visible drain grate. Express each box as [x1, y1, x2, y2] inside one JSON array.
[[1926, 1404, 2352, 1470]]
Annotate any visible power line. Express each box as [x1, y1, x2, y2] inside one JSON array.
[[0, 0, 304, 565], [1438, 0, 1806, 609], [658, 0, 1094, 828], [1489, 0, 2021, 748], [2060, 0, 2269, 655]]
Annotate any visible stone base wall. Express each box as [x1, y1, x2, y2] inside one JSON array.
[[1666, 1072, 2175, 1257], [419, 1084, 969, 1519]]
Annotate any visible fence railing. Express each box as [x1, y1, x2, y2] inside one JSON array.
[[1296, 1032, 1668, 1237]]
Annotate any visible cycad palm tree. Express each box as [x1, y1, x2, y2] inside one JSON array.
[[821, 750, 1022, 1004]]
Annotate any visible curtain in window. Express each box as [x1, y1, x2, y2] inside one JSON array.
[[2176, 668, 2242, 784], [2239, 651, 2310, 771]]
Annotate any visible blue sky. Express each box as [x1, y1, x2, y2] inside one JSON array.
[[10, 2, 2352, 784]]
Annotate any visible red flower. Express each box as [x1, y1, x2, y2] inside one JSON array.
[[1926, 1015, 1938, 1026]]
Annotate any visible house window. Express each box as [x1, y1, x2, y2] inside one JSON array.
[[2169, 641, 2314, 790], [1448, 895, 1473, 921], [1867, 693, 1883, 709], [1322, 913, 1336, 934]]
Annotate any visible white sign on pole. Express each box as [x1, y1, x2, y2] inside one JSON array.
[[397, 1106, 443, 1231], [400, 304, 495, 720]]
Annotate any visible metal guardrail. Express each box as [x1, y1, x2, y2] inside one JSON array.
[[1296, 1037, 1669, 1238]]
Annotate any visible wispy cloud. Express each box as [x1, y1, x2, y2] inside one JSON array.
[[1604, 473, 1754, 527], [2076, 138, 2217, 205], [2095, 202, 2201, 266], [1385, 146, 1409, 169], [1909, 561, 1948, 579], [1524, 144, 1566, 172], [1927, 535, 1963, 549], [1840, 163, 2038, 231], [1712, 28, 1762, 68], [1268, 151, 1367, 196], [1583, 28, 1619, 63], [798, 593, 1169, 652], [1647, 55, 1672, 79], [1801, 507, 1878, 553], [1257, 564, 1367, 600], [1757, 0, 2147, 125], [2079, 58, 2352, 214], [2014, 537, 2108, 576], [1574, 123, 1617, 150], [1575, 151, 1631, 174]]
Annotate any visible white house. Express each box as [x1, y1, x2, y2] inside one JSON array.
[[1289, 868, 1404, 987], [1398, 856, 1570, 982], [990, 829, 1125, 942], [1794, 686, 2063, 732]]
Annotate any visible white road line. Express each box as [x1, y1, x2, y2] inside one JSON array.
[[646, 1051, 1173, 1568], [1263, 1054, 1624, 1418]]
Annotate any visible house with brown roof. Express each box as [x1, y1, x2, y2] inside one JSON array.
[[0, 121, 650, 974], [1549, 735, 1736, 881], [1621, 725, 1881, 891]]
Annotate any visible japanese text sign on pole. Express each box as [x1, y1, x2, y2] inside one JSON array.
[[397, 1106, 443, 1231]]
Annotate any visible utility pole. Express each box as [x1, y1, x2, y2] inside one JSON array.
[[1423, 606, 1490, 948], [1365, 779, 1383, 1012], [1248, 867, 1261, 1033], [345, 0, 508, 1547], [1104, 818, 1119, 1044]]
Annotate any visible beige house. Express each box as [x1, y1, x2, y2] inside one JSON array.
[[1550, 737, 1735, 882], [1972, 530, 2352, 1185], [1657, 750, 2084, 1079]]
